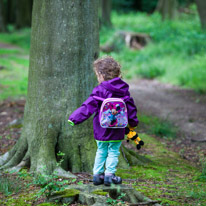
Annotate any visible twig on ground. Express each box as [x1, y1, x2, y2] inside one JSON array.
[[191, 139, 206, 143], [129, 200, 161, 205]]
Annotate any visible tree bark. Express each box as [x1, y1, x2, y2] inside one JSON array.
[[0, 0, 6, 32], [156, 0, 177, 20], [16, 0, 33, 29], [100, 0, 112, 26], [196, 0, 206, 30]]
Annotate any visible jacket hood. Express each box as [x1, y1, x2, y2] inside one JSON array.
[[101, 77, 129, 96]]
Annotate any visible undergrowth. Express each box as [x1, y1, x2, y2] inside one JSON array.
[[100, 4, 206, 93], [0, 5, 206, 101]]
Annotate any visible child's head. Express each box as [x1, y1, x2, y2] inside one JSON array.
[[93, 56, 122, 83]]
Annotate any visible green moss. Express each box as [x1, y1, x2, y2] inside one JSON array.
[[8, 124, 23, 129], [0, 191, 36, 206], [116, 133, 206, 206], [53, 189, 80, 198], [92, 189, 108, 196]]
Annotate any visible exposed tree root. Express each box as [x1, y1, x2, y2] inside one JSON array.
[[0, 145, 17, 166], [4, 158, 30, 173], [53, 167, 76, 178], [0, 137, 76, 178], [121, 143, 151, 166], [0, 137, 28, 171]]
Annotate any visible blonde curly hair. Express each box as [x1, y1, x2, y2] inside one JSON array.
[[93, 56, 122, 81]]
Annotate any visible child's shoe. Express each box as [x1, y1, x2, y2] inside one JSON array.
[[104, 173, 122, 186], [93, 173, 104, 185]]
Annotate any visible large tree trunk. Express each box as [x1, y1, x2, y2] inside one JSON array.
[[0, 0, 99, 176], [156, 0, 178, 20], [100, 0, 112, 26], [0, 0, 6, 32], [0, 0, 148, 176], [196, 0, 206, 30], [16, 0, 33, 29]]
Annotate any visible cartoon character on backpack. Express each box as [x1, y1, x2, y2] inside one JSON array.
[[108, 103, 121, 127]]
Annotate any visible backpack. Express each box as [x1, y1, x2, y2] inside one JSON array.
[[93, 96, 129, 128]]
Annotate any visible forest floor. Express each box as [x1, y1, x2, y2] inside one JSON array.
[[0, 79, 206, 205], [129, 79, 206, 166]]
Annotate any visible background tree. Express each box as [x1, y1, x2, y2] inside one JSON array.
[[0, 0, 6, 32], [156, 0, 178, 20], [5, 0, 16, 26], [16, 0, 33, 29], [100, 0, 112, 26], [196, 0, 206, 30]]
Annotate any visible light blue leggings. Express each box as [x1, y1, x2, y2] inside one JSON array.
[[93, 141, 122, 175]]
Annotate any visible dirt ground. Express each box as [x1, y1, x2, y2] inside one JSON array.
[[0, 79, 206, 166], [129, 79, 206, 164]]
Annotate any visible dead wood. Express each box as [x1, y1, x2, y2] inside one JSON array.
[[191, 138, 206, 143], [100, 31, 151, 53]]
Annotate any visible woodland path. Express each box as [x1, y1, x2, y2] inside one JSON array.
[[129, 79, 206, 163]]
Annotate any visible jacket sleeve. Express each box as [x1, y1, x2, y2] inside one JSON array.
[[68, 88, 99, 125], [126, 96, 139, 127]]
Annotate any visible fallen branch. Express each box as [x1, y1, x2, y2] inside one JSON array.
[[191, 139, 206, 143], [129, 200, 161, 205]]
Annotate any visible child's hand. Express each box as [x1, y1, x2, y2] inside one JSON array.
[[68, 120, 75, 126], [128, 125, 136, 130]]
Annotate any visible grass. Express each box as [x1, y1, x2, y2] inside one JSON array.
[[100, 4, 206, 93], [138, 113, 177, 139], [0, 29, 30, 101], [0, 175, 21, 196]]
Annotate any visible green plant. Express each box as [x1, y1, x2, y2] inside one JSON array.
[[106, 192, 126, 205], [17, 167, 69, 198], [33, 173, 68, 198], [56, 151, 65, 167], [198, 158, 206, 182]]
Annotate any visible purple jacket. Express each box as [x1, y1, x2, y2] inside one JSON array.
[[69, 77, 139, 141]]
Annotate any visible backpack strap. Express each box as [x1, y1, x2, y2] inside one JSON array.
[[93, 95, 130, 102], [93, 96, 105, 101]]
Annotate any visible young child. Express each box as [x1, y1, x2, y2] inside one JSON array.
[[68, 56, 138, 186]]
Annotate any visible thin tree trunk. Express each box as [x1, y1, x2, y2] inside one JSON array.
[[156, 0, 177, 20], [101, 0, 112, 26], [196, 0, 206, 30], [0, 0, 6, 32], [6, 0, 16, 25], [16, 0, 33, 28]]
